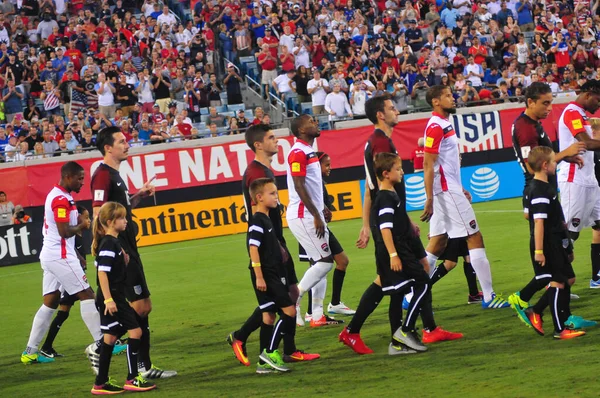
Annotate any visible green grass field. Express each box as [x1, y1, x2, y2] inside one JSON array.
[[3, 197, 600, 398]]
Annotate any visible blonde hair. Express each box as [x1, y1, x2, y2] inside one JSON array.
[[528, 146, 554, 172], [589, 117, 600, 132], [92, 202, 127, 256]]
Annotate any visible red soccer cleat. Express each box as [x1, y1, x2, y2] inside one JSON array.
[[525, 308, 544, 336], [283, 350, 320, 362], [422, 326, 464, 344], [554, 329, 586, 340], [226, 332, 250, 366], [338, 327, 374, 355], [310, 315, 343, 328]]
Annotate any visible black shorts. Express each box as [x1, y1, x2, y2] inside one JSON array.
[[298, 229, 344, 262], [121, 239, 151, 302], [59, 291, 78, 306], [282, 242, 298, 286], [96, 296, 140, 337], [375, 247, 428, 296], [440, 238, 469, 263], [250, 270, 294, 312], [529, 238, 575, 284]]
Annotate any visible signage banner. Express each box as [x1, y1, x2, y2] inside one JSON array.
[[0, 222, 43, 267]]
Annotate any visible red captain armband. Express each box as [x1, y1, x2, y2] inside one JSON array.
[[424, 124, 444, 154], [288, 149, 307, 176]]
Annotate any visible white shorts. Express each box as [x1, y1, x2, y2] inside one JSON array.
[[41, 256, 90, 296], [559, 182, 600, 232], [287, 217, 331, 262], [429, 190, 479, 239]]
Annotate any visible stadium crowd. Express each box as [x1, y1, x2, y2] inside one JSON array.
[[0, 0, 599, 161]]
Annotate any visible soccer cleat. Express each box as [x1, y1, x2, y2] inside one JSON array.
[[392, 328, 428, 352], [112, 343, 127, 356], [85, 342, 100, 375], [338, 327, 374, 355], [525, 308, 544, 336], [590, 279, 600, 289], [283, 350, 320, 363], [139, 364, 178, 379], [481, 293, 510, 309], [123, 375, 156, 392], [91, 378, 124, 395], [565, 315, 597, 330], [402, 296, 410, 310], [256, 362, 275, 374], [511, 301, 532, 328], [226, 332, 250, 366], [309, 315, 344, 327], [388, 343, 417, 356], [296, 305, 304, 327], [304, 313, 312, 323], [21, 351, 55, 364], [467, 292, 484, 304], [422, 327, 464, 344], [39, 347, 63, 358], [570, 293, 580, 300], [554, 329, 586, 340], [327, 302, 356, 315], [259, 350, 290, 372], [508, 292, 529, 310]]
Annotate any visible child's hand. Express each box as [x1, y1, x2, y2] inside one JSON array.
[[534, 252, 545, 267], [105, 301, 118, 316], [256, 277, 267, 292], [390, 256, 402, 272]]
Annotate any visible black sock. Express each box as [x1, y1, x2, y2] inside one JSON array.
[[234, 307, 262, 342], [463, 261, 479, 296], [419, 289, 436, 332], [94, 341, 114, 386], [307, 290, 312, 316], [260, 322, 275, 354], [403, 283, 434, 332], [548, 287, 567, 333], [136, 315, 151, 371], [126, 338, 141, 380], [389, 294, 403, 343], [430, 263, 449, 286], [532, 289, 549, 314], [592, 244, 600, 281], [520, 277, 548, 302], [346, 283, 383, 334], [42, 310, 70, 350], [561, 284, 572, 320], [331, 269, 346, 306], [281, 314, 297, 356], [268, 318, 283, 353]]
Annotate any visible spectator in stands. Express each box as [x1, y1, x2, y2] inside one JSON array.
[[307, 68, 330, 115], [12, 204, 31, 224], [411, 137, 425, 172], [207, 106, 225, 127], [41, 80, 61, 118], [95, 72, 116, 119], [0, 127, 8, 153], [2, 79, 24, 123], [41, 130, 58, 155], [81, 130, 95, 149], [32, 142, 46, 159], [129, 129, 146, 147], [3, 136, 17, 162], [25, 124, 43, 150], [325, 82, 353, 120], [117, 74, 137, 118], [206, 73, 223, 106], [0, 191, 14, 226], [223, 63, 243, 105], [14, 142, 31, 161], [208, 121, 219, 138], [152, 67, 172, 113], [273, 69, 296, 101], [258, 43, 277, 99], [63, 130, 79, 151], [292, 65, 311, 104], [252, 107, 264, 125]]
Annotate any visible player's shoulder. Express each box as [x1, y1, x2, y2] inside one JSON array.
[[98, 235, 121, 254], [529, 180, 552, 198], [249, 212, 269, 227], [374, 189, 398, 206]]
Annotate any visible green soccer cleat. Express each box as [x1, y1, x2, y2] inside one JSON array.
[[91, 378, 124, 395], [565, 315, 598, 330], [258, 350, 290, 372], [256, 362, 275, 374], [21, 351, 55, 364], [112, 343, 127, 356], [508, 292, 529, 310]]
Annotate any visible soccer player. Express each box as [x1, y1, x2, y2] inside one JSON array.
[[300, 151, 355, 327], [522, 146, 587, 339], [509, 82, 586, 321], [555, 80, 600, 288], [246, 178, 317, 373], [339, 94, 461, 355], [21, 162, 101, 370], [227, 124, 318, 366], [91, 202, 157, 394], [91, 126, 176, 379], [40, 206, 127, 359]]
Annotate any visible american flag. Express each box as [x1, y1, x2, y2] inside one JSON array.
[[70, 89, 87, 114]]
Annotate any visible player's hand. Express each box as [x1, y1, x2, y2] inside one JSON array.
[[566, 141, 586, 157], [463, 189, 472, 203], [390, 256, 403, 272], [256, 277, 267, 292], [105, 300, 118, 316], [573, 155, 584, 169], [420, 198, 433, 222], [323, 207, 332, 223], [535, 252, 545, 267], [140, 176, 156, 197], [314, 216, 325, 239], [356, 225, 370, 249], [122, 249, 130, 265]]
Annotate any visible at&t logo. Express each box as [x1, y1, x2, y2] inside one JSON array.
[[470, 167, 500, 199], [405, 175, 426, 208]]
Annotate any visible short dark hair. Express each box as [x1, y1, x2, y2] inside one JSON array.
[[528, 146, 553, 172], [365, 93, 393, 125], [290, 114, 311, 138], [77, 205, 88, 215], [0, 191, 5, 196], [96, 126, 121, 156], [61, 161, 84, 178], [250, 177, 275, 203], [580, 79, 600, 95], [426, 85, 450, 107], [374, 153, 400, 180], [245, 124, 271, 152], [524, 82, 552, 105]]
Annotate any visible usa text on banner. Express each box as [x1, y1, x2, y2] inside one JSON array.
[[132, 181, 363, 247]]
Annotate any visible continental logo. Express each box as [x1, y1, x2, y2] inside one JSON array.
[[132, 181, 363, 247]]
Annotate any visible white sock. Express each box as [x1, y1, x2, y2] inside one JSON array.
[[426, 251, 439, 277], [297, 261, 334, 299], [80, 299, 103, 342], [405, 287, 414, 304], [469, 248, 494, 302], [26, 305, 56, 353], [311, 277, 327, 320]]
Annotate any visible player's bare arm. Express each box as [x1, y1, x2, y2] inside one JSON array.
[[421, 152, 438, 222], [249, 245, 266, 291], [381, 228, 402, 271], [356, 189, 371, 249], [291, 175, 325, 238], [98, 271, 117, 315], [56, 217, 91, 239], [533, 218, 545, 267], [130, 177, 156, 209]]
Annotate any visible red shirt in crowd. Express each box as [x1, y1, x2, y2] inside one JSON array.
[[262, 35, 279, 58], [412, 147, 424, 171], [258, 53, 276, 70], [468, 45, 487, 65]]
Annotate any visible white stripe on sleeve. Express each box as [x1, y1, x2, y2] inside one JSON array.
[[533, 213, 547, 219], [249, 239, 262, 247], [248, 225, 264, 233], [98, 266, 112, 272], [380, 222, 394, 230], [98, 250, 116, 258], [378, 208, 395, 216], [531, 198, 550, 205]]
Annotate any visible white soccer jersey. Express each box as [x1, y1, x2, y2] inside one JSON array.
[[424, 112, 462, 195], [286, 139, 324, 220], [40, 185, 79, 261], [557, 102, 596, 187]]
